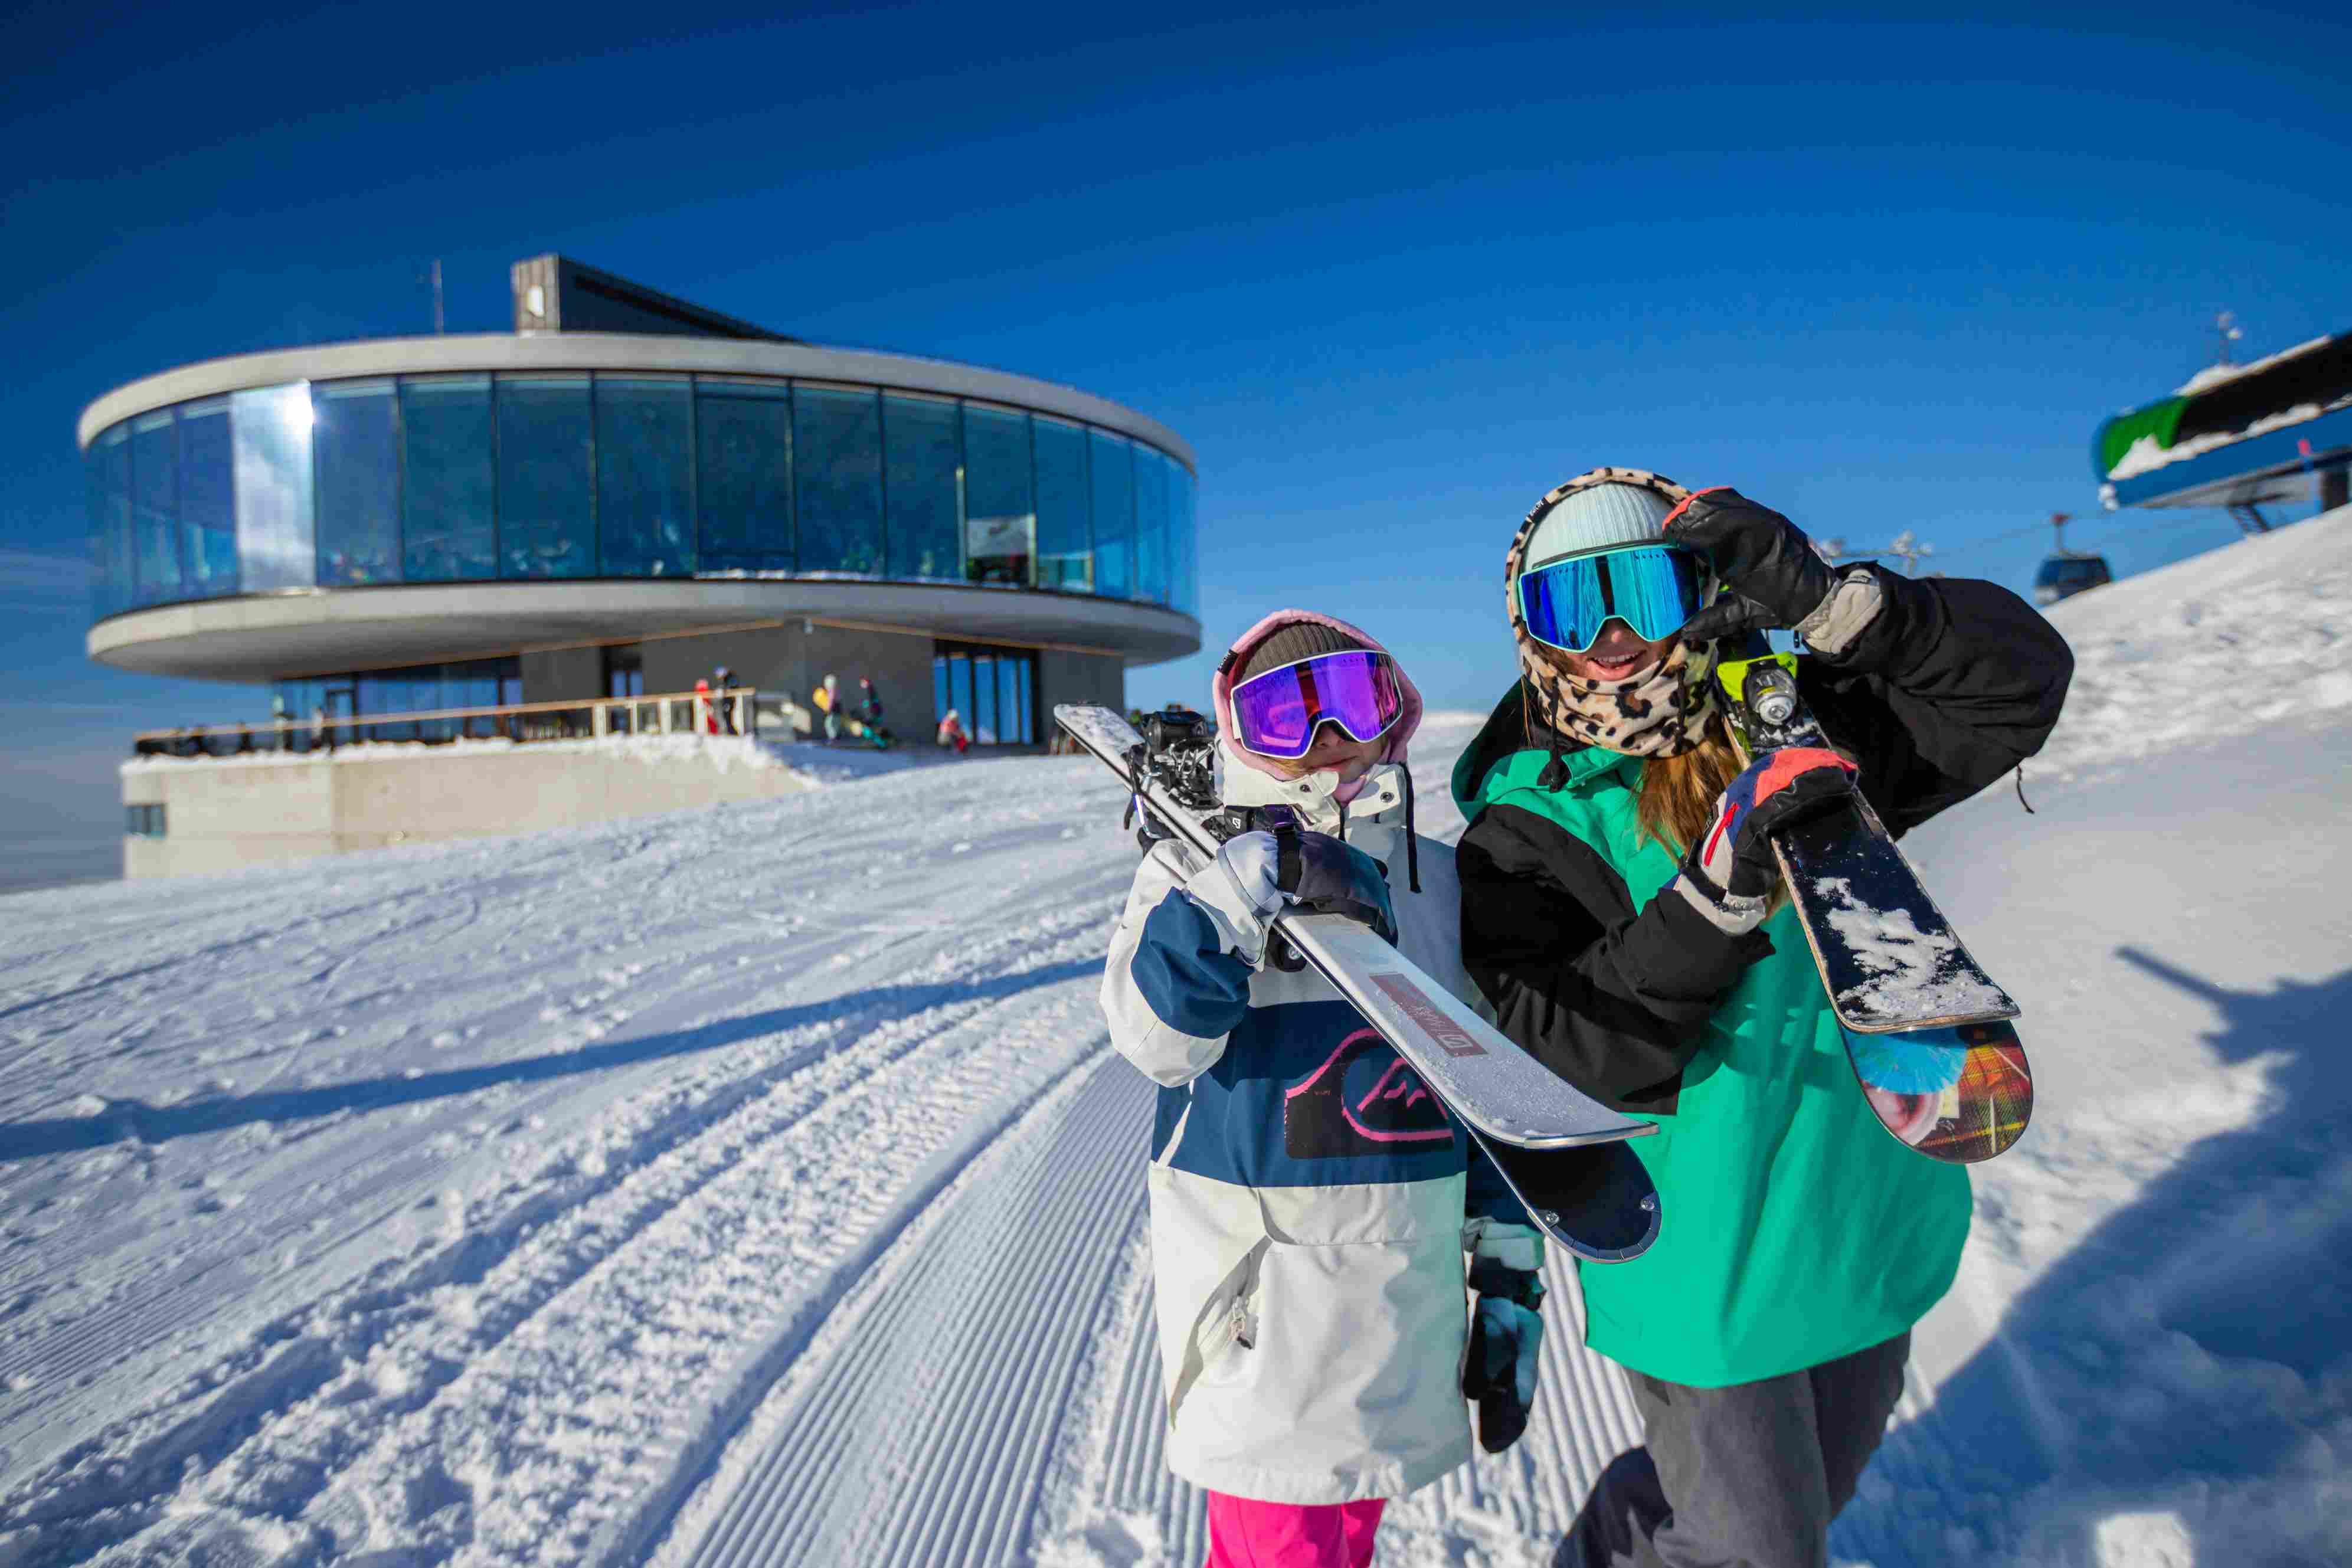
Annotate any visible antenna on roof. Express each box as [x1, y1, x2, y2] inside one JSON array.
[[2214, 309, 2242, 366], [1886, 530, 1933, 577]]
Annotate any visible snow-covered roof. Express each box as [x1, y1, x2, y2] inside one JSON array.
[[2174, 333, 2334, 396]]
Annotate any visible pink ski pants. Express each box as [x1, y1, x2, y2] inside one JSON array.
[[1203, 1492, 1387, 1567]]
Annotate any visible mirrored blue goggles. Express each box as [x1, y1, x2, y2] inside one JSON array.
[[1229, 651, 1405, 761], [1516, 545, 1712, 654]]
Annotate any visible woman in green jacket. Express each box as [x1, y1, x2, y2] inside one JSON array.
[[1450, 469, 2071, 1568]]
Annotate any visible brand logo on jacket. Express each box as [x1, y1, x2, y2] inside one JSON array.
[[1283, 1028, 1453, 1159], [1368, 972, 1487, 1058]]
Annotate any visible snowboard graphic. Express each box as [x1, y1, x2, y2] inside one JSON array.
[[1842, 1019, 2034, 1164]]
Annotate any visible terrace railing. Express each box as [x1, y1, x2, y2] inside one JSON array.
[[132, 688, 761, 758]]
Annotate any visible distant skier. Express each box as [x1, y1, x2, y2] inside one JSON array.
[[936, 708, 970, 755], [854, 676, 891, 748], [1102, 611, 1548, 1568], [1445, 471, 2072, 1568], [814, 674, 842, 742]]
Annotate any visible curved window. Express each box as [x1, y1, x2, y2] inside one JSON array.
[[884, 394, 963, 582], [231, 385, 315, 592], [1033, 417, 1091, 592], [1090, 430, 1135, 600], [130, 412, 181, 607], [315, 382, 400, 585], [89, 425, 130, 620], [597, 377, 695, 577], [498, 376, 594, 579], [794, 387, 884, 575], [181, 400, 237, 598], [401, 377, 495, 581], [1135, 447, 1171, 607], [963, 405, 1032, 588], [698, 381, 792, 574], [89, 368, 1195, 622]]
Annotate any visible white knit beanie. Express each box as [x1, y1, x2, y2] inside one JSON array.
[[1520, 483, 1677, 571]]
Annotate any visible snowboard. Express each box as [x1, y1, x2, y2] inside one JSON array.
[[1718, 651, 2034, 1163], [1057, 702, 1661, 1262], [1717, 653, 2019, 1032]]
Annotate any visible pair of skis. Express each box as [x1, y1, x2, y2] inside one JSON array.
[[1715, 650, 2034, 1164], [1056, 703, 1661, 1264]]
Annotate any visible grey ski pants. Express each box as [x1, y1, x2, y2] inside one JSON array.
[[1555, 1330, 1910, 1568]]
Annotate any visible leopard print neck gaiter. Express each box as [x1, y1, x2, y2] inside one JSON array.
[[1504, 466, 1719, 759], [1517, 637, 1719, 757]]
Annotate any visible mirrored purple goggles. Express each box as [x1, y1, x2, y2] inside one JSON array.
[[1229, 650, 1406, 761]]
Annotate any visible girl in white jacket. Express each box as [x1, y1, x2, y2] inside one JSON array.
[[1101, 609, 1547, 1568]]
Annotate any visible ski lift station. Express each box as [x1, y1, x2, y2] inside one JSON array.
[[2094, 327, 2352, 530], [81, 257, 1200, 878]]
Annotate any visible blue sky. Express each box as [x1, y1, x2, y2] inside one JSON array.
[[2, 2, 2345, 882]]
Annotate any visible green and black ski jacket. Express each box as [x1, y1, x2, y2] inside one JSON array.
[[1450, 569, 2072, 1387]]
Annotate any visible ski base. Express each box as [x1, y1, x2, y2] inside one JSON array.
[[1464, 1129, 1661, 1262]]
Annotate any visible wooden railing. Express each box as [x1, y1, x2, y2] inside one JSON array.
[[132, 688, 760, 757]]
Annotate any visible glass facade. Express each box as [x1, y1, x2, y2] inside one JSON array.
[[87, 369, 1196, 621], [597, 377, 695, 578], [884, 394, 962, 582], [315, 381, 400, 585]]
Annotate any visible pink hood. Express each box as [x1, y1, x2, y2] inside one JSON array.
[[1211, 608, 1425, 781]]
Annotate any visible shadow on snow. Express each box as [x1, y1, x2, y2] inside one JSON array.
[[1834, 948, 2352, 1564]]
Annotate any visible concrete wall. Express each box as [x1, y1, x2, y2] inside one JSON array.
[[120, 741, 813, 879], [1038, 648, 1126, 718]]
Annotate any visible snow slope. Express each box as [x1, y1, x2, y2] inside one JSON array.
[[2, 509, 2348, 1567]]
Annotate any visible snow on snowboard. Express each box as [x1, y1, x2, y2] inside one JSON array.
[[1056, 702, 1661, 1262], [1718, 650, 2034, 1163]]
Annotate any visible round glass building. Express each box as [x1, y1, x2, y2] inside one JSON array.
[[82, 301, 1198, 752]]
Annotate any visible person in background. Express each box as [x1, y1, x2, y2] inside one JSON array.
[[937, 708, 971, 755], [855, 676, 891, 747], [1103, 610, 1548, 1568], [815, 674, 843, 741], [694, 677, 717, 735], [712, 667, 737, 734]]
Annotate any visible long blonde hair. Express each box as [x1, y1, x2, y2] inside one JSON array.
[[1634, 710, 1792, 913], [1634, 711, 1745, 857]]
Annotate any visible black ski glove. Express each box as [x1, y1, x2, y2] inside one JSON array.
[[1462, 1251, 1546, 1454], [1663, 487, 1841, 646]]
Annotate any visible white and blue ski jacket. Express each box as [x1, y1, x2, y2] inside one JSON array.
[[1101, 611, 1535, 1506]]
